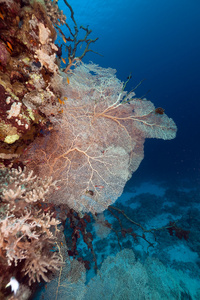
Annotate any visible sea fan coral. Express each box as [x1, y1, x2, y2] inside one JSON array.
[[22, 62, 177, 214], [0, 167, 62, 285]]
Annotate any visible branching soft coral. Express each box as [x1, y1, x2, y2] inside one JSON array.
[[22, 237, 61, 285], [1, 167, 58, 210], [0, 211, 60, 266], [0, 167, 62, 285]]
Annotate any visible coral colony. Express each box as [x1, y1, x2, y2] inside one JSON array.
[[2, 1, 198, 299]]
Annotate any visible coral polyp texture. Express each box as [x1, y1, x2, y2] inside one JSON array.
[[23, 63, 177, 213]]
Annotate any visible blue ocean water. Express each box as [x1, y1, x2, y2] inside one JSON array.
[[58, 0, 200, 185]]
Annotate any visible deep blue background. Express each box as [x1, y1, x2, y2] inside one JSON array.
[[58, 0, 200, 186]]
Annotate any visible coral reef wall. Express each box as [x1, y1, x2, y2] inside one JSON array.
[[0, 0, 64, 164]]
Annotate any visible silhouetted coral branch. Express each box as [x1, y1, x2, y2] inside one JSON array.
[[58, 0, 101, 70]]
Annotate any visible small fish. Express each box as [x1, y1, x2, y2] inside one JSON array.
[[62, 36, 67, 43], [68, 57, 72, 64], [0, 12, 4, 20], [6, 277, 19, 295], [67, 77, 70, 84], [155, 107, 165, 115], [63, 97, 68, 101], [6, 41, 13, 51], [58, 98, 64, 104], [43, 206, 50, 212], [95, 185, 104, 189], [61, 57, 66, 64], [61, 242, 63, 246], [86, 190, 94, 196], [6, 47, 12, 54]]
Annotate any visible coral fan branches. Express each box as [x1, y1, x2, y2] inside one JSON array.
[[22, 63, 177, 214]]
